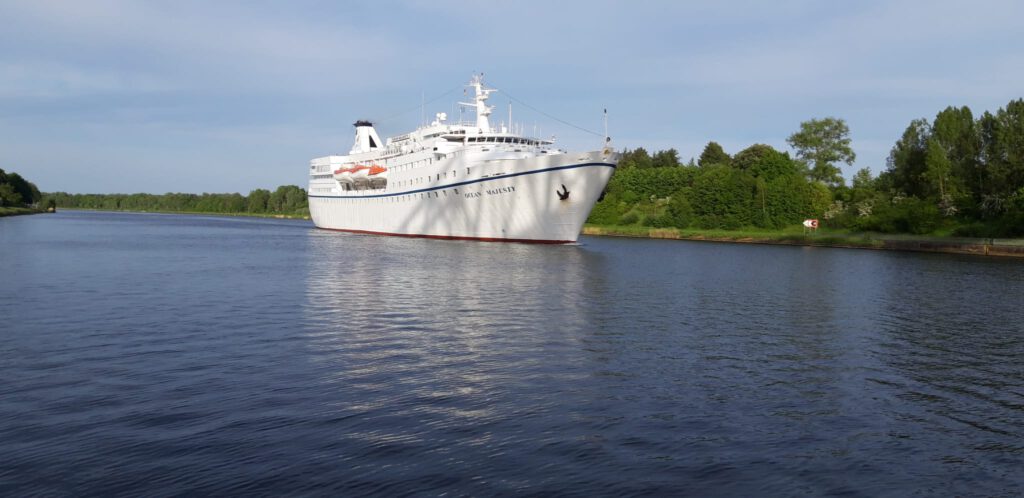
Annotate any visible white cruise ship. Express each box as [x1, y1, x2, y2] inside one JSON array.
[[307, 75, 618, 243]]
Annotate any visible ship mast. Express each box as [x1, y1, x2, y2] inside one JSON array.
[[459, 74, 495, 133]]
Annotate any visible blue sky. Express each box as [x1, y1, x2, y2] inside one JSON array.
[[1, 0, 1021, 194]]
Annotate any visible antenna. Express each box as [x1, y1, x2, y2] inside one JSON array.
[[508, 100, 512, 134], [421, 91, 425, 127], [603, 108, 609, 144]]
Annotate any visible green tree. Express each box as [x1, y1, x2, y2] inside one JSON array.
[[586, 192, 629, 225], [763, 174, 814, 228], [0, 184, 22, 206], [283, 186, 307, 212], [267, 185, 307, 213], [732, 144, 777, 171], [787, 117, 856, 186], [931, 106, 978, 203], [887, 118, 931, 198], [847, 167, 878, 214], [924, 138, 953, 199], [666, 189, 694, 228], [807, 181, 833, 217], [651, 149, 681, 169], [995, 100, 1024, 203], [247, 189, 270, 213], [224, 193, 246, 213], [691, 164, 756, 229], [747, 148, 800, 181], [4, 172, 41, 205], [618, 148, 653, 169], [698, 141, 731, 167], [851, 167, 874, 190]]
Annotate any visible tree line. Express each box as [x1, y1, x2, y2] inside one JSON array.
[[15, 97, 1024, 236], [49, 185, 309, 216], [0, 168, 45, 208], [587, 141, 834, 230], [588, 98, 1024, 237]]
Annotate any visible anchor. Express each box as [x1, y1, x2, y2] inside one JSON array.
[[557, 184, 570, 201]]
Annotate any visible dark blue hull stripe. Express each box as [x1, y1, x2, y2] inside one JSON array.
[[309, 161, 615, 200]]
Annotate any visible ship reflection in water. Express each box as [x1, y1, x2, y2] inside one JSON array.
[[2, 212, 1022, 496], [302, 228, 606, 399], [301, 230, 1024, 496]]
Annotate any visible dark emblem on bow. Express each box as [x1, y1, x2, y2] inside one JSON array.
[[557, 184, 570, 201]]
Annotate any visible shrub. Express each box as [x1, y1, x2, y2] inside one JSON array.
[[619, 210, 640, 225], [862, 197, 942, 234]]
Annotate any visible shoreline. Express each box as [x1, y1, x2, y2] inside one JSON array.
[[582, 225, 1024, 258], [37, 211, 1024, 257], [58, 207, 311, 221], [0, 207, 48, 218]]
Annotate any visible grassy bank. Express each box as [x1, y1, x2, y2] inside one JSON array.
[[0, 206, 47, 217], [582, 224, 1024, 258], [60, 207, 311, 220]]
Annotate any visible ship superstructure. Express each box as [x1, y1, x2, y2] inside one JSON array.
[[307, 75, 617, 243]]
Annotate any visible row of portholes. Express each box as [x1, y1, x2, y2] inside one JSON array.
[[390, 168, 470, 190], [389, 157, 433, 172]]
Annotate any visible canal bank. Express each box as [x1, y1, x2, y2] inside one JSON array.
[[582, 225, 1024, 258], [0, 207, 48, 218], [57, 207, 311, 221]]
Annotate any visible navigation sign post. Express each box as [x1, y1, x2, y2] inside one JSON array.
[[803, 219, 819, 234]]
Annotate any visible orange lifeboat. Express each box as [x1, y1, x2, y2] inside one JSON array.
[[368, 165, 388, 188], [333, 165, 354, 183], [350, 165, 371, 181]]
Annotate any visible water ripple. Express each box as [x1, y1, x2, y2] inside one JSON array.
[[0, 212, 1022, 495]]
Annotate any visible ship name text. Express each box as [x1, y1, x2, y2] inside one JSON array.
[[465, 185, 516, 199]]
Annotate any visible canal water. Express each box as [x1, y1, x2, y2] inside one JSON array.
[[2, 211, 1022, 496]]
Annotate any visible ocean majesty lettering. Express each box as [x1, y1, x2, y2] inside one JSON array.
[[465, 185, 515, 199]]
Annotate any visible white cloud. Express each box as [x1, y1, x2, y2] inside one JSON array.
[[1, 0, 1021, 192]]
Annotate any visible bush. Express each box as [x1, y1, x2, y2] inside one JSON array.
[[586, 192, 628, 225], [862, 197, 942, 234], [666, 190, 694, 228], [952, 222, 997, 238], [953, 212, 1024, 238], [691, 164, 756, 227], [619, 210, 640, 225]]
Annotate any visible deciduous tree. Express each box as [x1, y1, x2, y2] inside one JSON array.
[[787, 117, 856, 186], [698, 141, 730, 167]]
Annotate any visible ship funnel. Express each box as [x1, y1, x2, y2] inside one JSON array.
[[349, 120, 383, 154]]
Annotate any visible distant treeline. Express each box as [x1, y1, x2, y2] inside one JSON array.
[[49, 185, 309, 216], [588, 144, 832, 230], [588, 98, 1024, 237], [22, 97, 1024, 237], [0, 168, 45, 208]]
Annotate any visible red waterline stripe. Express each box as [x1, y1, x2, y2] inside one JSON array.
[[317, 226, 573, 244]]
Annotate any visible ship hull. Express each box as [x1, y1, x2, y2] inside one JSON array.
[[309, 150, 615, 243]]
